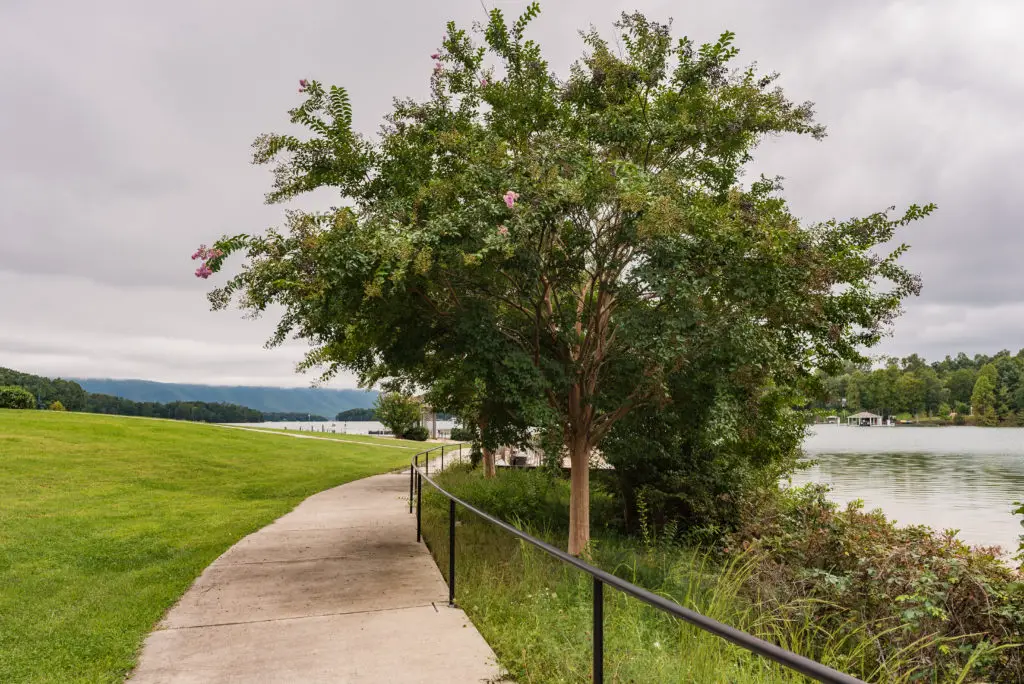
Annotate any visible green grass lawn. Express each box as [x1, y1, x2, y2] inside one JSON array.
[[0, 410, 414, 683]]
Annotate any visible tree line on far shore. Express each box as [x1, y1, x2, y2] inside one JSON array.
[[0, 367, 327, 423], [811, 349, 1024, 425]]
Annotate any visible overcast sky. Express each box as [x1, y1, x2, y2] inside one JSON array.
[[1, 0, 1020, 387]]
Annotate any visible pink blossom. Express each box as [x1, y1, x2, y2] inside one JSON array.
[[431, 52, 440, 60], [190, 244, 207, 261], [194, 263, 213, 279], [480, 78, 488, 87], [208, 248, 224, 259], [434, 61, 443, 74], [299, 79, 309, 90], [502, 190, 519, 208], [497, 225, 509, 236]]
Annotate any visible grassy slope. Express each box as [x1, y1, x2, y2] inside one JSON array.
[[0, 410, 412, 683]]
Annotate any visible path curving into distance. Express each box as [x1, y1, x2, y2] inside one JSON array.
[[217, 424, 424, 450], [130, 472, 502, 683]]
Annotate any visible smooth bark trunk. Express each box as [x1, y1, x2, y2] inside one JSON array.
[[478, 416, 495, 478], [483, 447, 496, 478], [567, 438, 591, 556]]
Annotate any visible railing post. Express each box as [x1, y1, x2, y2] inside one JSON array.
[[441, 444, 444, 471], [448, 498, 456, 606], [593, 577, 603, 683], [416, 472, 422, 543], [426, 450, 430, 476], [409, 462, 414, 514]]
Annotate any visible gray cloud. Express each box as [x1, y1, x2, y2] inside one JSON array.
[[1, 0, 1021, 386]]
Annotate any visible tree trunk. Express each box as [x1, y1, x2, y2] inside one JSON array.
[[567, 435, 590, 556], [479, 416, 495, 478], [483, 446, 496, 478]]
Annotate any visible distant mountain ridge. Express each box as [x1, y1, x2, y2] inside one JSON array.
[[75, 378, 377, 417]]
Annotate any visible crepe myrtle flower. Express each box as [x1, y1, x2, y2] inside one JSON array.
[[431, 52, 440, 59], [479, 77, 488, 87], [190, 245, 223, 261], [191, 244, 223, 278], [502, 190, 519, 208], [298, 78, 309, 93], [497, 225, 509, 236]]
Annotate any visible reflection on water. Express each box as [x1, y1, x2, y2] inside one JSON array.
[[793, 426, 1024, 553]]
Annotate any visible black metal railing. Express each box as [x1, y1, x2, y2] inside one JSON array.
[[409, 445, 864, 684]]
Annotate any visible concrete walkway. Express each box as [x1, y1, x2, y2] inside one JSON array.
[[218, 424, 423, 450], [131, 473, 503, 683]]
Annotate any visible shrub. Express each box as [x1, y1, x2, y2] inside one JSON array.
[[450, 425, 475, 441], [601, 384, 804, 535], [374, 392, 421, 438], [469, 443, 483, 468], [0, 386, 36, 409], [727, 484, 1024, 682], [48, 400, 66, 411], [404, 425, 429, 441]]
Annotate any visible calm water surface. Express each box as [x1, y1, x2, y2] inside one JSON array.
[[226, 419, 455, 436], [793, 426, 1024, 553]]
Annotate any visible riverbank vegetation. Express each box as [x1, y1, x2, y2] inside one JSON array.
[[0, 410, 412, 682], [809, 349, 1024, 426], [422, 466, 1024, 682]]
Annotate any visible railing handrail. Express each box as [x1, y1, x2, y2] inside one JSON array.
[[410, 447, 864, 684]]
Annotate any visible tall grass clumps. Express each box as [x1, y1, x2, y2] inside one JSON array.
[[420, 466, 1022, 683]]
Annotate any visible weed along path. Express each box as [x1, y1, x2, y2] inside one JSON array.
[[130, 472, 502, 683]]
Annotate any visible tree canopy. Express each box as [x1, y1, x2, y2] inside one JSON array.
[[0, 386, 36, 410], [374, 392, 422, 438], [202, 6, 931, 553], [812, 349, 1024, 425]]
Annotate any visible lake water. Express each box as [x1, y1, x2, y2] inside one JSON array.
[[793, 426, 1024, 553], [226, 419, 455, 437]]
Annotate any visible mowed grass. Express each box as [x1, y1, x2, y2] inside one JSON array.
[[0, 410, 414, 683]]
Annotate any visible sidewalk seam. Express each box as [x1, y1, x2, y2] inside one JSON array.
[[156, 601, 449, 632]]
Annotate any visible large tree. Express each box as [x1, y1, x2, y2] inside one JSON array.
[[199, 6, 931, 554]]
